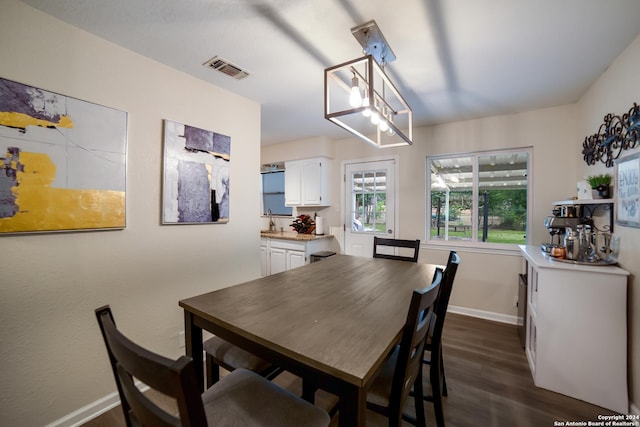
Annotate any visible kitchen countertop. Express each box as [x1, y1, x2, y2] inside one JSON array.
[[260, 230, 334, 241]]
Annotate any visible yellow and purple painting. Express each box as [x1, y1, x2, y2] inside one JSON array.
[[162, 120, 230, 224], [0, 78, 127, 234]]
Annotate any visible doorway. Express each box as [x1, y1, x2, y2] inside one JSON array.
[[343, 159, 397, 256]]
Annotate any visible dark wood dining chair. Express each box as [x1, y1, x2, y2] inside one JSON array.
[[203, 336, 282, 387], [422, 250, 461, 427], [366, 267, 443, 427], [373, 236, 421, 262], [95, 305, 330, 427]]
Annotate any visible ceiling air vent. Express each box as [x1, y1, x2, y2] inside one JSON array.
[[203, 56, 250, 80]]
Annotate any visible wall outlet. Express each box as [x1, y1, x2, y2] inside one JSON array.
[[178, 331, 185, 348]]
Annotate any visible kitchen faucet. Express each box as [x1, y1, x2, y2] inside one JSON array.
[[268, 209, 275, 231]]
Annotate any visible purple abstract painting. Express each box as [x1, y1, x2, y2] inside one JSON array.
[[162, 120, 230, 224]]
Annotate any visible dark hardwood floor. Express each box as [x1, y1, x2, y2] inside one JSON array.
[[83, 313, 617, 427]]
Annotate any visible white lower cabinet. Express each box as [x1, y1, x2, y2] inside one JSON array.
[[287, 250, 306, 270], [520, 245, 629, 413], [261, 236, 333, 276], [260, 241, 269, 277], [269, 247, 287, 275]]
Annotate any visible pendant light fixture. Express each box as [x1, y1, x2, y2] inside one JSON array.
[[324, 20, 412, 148]]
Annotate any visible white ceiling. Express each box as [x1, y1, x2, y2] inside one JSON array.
[[20, 0, 640, 146]]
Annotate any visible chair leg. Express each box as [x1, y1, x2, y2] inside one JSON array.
[[413, 366, 427, 427], [425, 348, 448, 397], [205, 353, 220, 388], [430, 356, 446, 427], [441, 359, 448, 397], [436, 346, 448, 397]]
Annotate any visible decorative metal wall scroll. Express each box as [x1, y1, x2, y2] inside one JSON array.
[[582, 102, 640, 168]]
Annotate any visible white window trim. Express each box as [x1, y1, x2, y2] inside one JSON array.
[[425, 147, 533, 253]]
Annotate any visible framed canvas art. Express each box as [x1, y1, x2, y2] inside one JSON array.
[[615, 152, 640, 228], [0, 77, 127, 234], [162, 120, 230, 224]]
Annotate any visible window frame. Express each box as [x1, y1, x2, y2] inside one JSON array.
[[425, 147, 533, 253], [261, 170, 293, 217]]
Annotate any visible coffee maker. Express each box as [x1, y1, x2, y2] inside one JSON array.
[[541, 201, 619, 262], [541, 206, 587, 254], [542, 216, 577, 253]]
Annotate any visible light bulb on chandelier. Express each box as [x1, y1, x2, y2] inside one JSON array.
[[387, 125, 395, 136], [349, 74, 362, 108], [376, 105, 387, 131], [370, 110, 380, 125], [361, 94, 372, 117]]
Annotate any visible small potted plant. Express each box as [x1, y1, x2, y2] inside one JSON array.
[[586, 173, 612, 199]]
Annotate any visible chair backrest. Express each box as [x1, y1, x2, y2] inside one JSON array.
[[389, 267, 443, 418], [372, 236, 420, 262], [430, 251, 461, 347], [95, 305, 207, 427]]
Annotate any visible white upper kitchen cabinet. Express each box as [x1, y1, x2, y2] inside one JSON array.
[[285, 157, 332, 206]]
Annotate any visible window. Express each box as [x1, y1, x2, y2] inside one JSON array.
[[350, 169, 388, 232], [261, 171, 292, 216], [427, 148, 531, 249]]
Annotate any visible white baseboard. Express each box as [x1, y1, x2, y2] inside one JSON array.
[[448, 305, 518, 325], [45, 391, 122, 427], [631, 402, 639, 415], [46, 383, 149, 427]]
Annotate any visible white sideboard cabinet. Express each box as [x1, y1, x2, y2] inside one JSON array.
[[285, 157, 332, 206], [519, 245, 629, 413]]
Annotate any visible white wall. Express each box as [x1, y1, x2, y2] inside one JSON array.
[[0, 1, 262, 425], [576, 33, 640, 413]]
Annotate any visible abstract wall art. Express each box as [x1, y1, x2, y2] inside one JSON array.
[[162, 120, 230, 224], [0, 77, 127, 235]]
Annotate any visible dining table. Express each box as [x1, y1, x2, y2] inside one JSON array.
[[179, 254, 438, 427]]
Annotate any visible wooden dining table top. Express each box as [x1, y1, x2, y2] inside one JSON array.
[[179, 254, 438, 387]]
